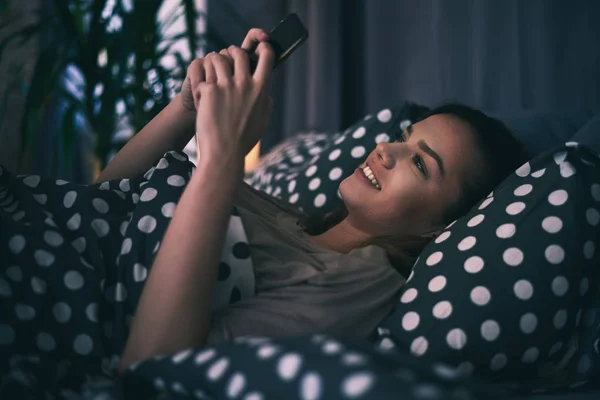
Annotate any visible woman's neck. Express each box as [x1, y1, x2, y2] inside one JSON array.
[[306, 218, 370, 254]]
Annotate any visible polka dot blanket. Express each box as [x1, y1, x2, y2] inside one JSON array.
[[0, 151, 255, 398]]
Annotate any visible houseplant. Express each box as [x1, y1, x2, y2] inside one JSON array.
[[0, 0, 247, 182]]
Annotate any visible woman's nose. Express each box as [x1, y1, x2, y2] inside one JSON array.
[[375, 142, 395, 169]]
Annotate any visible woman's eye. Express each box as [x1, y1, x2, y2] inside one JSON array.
[[412, 154, 427, 176]]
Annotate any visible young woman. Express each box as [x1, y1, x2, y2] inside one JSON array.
[[0, 28, 529, 379]]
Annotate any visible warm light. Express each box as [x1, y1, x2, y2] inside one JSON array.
[[245, 141, 261, 173]]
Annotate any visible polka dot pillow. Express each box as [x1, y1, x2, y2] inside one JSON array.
[[377, 143, 600, 391], [121, 334, 509, 399], [244, 102, 429, 216]]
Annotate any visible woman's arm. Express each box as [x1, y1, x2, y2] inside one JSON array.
[[117, 43, 275, 374], [96, 94, 195, 182]]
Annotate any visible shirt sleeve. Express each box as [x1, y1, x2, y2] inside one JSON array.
[[206, 265, 404, 346]]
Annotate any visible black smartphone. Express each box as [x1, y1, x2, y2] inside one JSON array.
[[247, 13, 309, 73]]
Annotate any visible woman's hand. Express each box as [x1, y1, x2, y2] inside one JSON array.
[[194, 43, 275, 163], [180, 28, 271, 113]]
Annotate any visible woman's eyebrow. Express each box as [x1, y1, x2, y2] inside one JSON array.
[[408, 125, 445, 178]]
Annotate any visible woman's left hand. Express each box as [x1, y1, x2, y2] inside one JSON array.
[[194, 44, 275, 163]]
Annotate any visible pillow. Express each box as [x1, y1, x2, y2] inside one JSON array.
[[122, 334, 509, 400], [377, 143, 600, 392], [244, 102, 429, 217]]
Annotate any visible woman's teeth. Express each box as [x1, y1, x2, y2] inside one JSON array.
[[362, 166, 381, 190]]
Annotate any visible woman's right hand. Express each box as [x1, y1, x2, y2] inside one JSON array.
[[180, 28, 271, 113]]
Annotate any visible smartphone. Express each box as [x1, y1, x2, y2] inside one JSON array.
[[247, 13, 309, 73]]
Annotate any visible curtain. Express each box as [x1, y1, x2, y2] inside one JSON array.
[[208, 0, 600, 155]]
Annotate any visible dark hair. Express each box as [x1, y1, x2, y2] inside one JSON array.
[[293, 102, 530, 276]]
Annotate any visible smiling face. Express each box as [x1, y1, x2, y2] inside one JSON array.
[[338, 113, 485, 238]]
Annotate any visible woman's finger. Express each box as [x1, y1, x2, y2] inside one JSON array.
[[204, 53, 216, 83], [189, 59, 205, 109], [227, 46, 250, 80], [219, 48, 234, 68], [241, 28, 269, 51], [211, 54, 233, 83], [253, 41, 276, 85]]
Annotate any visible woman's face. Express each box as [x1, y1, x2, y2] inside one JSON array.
[[338, 114, 484, 238]]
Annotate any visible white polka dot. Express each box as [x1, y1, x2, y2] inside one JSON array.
[[342, 372, 374, 398], [34, 250, 55, 267], [257, 345, 279, 359], [329, 149, 341, 161], [399, 119, 411, 130], [305, 165, 318, 177], [207, 357, 229, 381], [434, 231, 451, 243], [6, 266, 22, 282], [530, 168, 545, 178], [308, 178, 321, 191], [63, 191, 77, 208], [410, 337, 428, 356], [542, 216, 563, 234], [43, 231, 63, 247], [351, 146, 366, 158], [226, 373, 246, 398], [515, 162, 531, 177], [53, 302, 71, 323], [66, 213, 81, 230], [426, 251, 443, 266], [522, 347, 539, 363], [377, 109, 392, 123], [86, 303, 98, 323], [495, 223, 516, 239], [467, 214, 485, 227], [277, 353, 302, 381], [432, 301, 453, 319], [36, 332, 56, 351], [446, 328, 467, 350], [553, 309, 568, 329], [0, 324, 15, 345], [71, 237, 86, 254], [400, 288, 418, 303], [291, 155, 304, 164], [583, 240, 595, 259], [64, 270, 84, 290], [464, 256, 484, 273], [314, 194, 326, 208], [322, 340, 342, 354], [506, 202, 526, 215], [119, 179, 130, 191], [73, 334, 93, 355], [92, 219, 110, 237], [0, 278, 11, 297], [288, 180, 296, 193], [33, 194, 47, 204], [244, 392, 264, 400], [591, 184, 600, 201], [402, 312, 420, 331], [138, 215, 157, 233], [352, 127, 366, 139], [92, 198, 109, 214], [341, 353, 367, 366], [328, 167, 342, 180], [577, 355, 591, 374], [503, 247, 524, 266], [167, 175, 185, 187], [170, 349, 193, 365], [8, 235, 25, 254], [458, 236, 476, 251], [15, 303, 36, 320], [514, 184, 533, 196], [375, 133, 390, 143], [481, 320, 500, 341], [194, 349, 216, 365], [23, 175, 41, 187], [289, 193, 299, 204], [554, 151, 567, 164], [428, 275, 446, 292], [478, 197, 494, 210], [560, 161, 576, 178], [470, 286, 491, 306], [300, 372, 322, 400], [520, 313, 538, 334], [548, 189, 568, 206], [139, 188, 157, 202], [586, 208, 600, 226], [120, 238, 132, 255], [156, 158, 169, 169], [133, 263, 148, 282], [552, 276, 569, 296], [514, 279, 534, 300], [31, 277, 46, 294], [490, 353, 507, 370], [115, 283, 127, 301], [545, 244, 565, 264]]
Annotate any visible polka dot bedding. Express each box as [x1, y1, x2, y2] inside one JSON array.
[[122, 335, 510, 400], [244, 102, 429, 216], [0, 151, 255, 398], [375, 143, 600, 393]]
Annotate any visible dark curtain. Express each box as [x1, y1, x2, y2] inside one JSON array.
[[207, 0, 600, 155]]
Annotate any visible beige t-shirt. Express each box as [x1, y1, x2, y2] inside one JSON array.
[[206, 182, 405, 345]]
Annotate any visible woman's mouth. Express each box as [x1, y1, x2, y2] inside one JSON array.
[[354, 166, 381, 190]]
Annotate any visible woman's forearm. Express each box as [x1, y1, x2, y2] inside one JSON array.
[[96, 94, 196, 182], [118, 153, 244, 374]]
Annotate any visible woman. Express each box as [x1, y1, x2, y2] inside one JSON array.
[[0, 28, 528, 380]]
